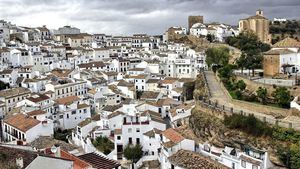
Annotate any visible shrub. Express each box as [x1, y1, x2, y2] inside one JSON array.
[[92, 136, 114, 155], [224, 114, 272, 137], [123, 144, 143, 163], [272, 87, 293, 108]]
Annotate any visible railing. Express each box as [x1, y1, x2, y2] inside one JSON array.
[[202, 70, 211, 98], [123, 121, 149, 125]]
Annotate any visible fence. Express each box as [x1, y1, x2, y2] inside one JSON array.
[[254, 78, 296, 87], [201, 70, 211, 97], [198, 98, 300, 130]]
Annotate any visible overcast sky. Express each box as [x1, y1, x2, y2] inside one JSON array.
[[0, 0, 299, 35]]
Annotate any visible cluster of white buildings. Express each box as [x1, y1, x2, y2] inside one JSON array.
[[0, 19, 276, 169], [189, 23, 239, 42], [163, 22, 239, 43]]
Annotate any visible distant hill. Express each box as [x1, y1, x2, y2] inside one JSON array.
[[270, 20, 300, 44]]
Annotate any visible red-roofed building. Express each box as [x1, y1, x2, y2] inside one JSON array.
[[2, 113, 54, 143], [159, 128, 195, 167]]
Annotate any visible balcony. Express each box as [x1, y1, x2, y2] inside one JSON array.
[[123, 121, 150, 125]]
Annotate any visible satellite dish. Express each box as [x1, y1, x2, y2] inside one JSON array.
[[50, 146, 57, 153]]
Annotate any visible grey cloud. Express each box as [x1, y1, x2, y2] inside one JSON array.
[[0, 0, 299, 35]]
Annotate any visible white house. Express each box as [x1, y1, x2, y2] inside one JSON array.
[[2, 113, 53, 143]]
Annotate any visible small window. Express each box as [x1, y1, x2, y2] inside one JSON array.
[[117, 136, 121, 140], [128, 128, 132, 133], [241, 160, 246, 168], [136, 128, 140, 132], [252, 165, 258, 169]]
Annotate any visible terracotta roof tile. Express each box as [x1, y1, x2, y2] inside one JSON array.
[[27, 110, 47, 116], [78, 152, 120, 169], [169, 150, 230, 169], [161, 128, 184, 144], [4, 113, 40, 132], [27, 94, 50, 103], [273, 37, 300, 48], [55, 95, 80, 105]]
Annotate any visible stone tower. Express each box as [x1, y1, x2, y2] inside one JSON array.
[[239, 10, 271, 44], [188, 16, 204, 31]]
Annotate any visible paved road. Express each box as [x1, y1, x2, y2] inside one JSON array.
[[203, 71, 300, 130], [205, 71, 230, 102]]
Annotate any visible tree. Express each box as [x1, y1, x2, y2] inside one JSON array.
[[236, 80, 246, 91], [206, 34, 215, 43], [92, 136, 114, 155], [256, 87, 268, 104], [182, 81, 195, 101], [272, 87, 292, 108], [290, 143, 300, 169], [205, 47, 230, 68], [218, 64, 234, 79], [236, 52, 247, 73], [0, 81, 9, 91], [227, 32, 271, 76], [124, 144, 143, 168], [278, 143, 300, 169]]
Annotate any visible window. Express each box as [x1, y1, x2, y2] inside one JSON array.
[[128, 128, 132, 133], [72, 111, 76, 115], [241, 160, 246, 168], [129, 137, 132, 144], [252, 165, 258, 169], [136, 138, 140, 144], [136, 128, 140, 132], [117, 136, 121, 140]]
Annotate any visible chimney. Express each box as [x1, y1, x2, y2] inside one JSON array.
[[256, 9, 263, 16], [16, 155, 24, 168], [51, 144, 61, 157]]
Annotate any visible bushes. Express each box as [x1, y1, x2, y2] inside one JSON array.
[[272, 127, 300, 142], [205, 47, 230, 68], [54, 129, 72, 142], [224, 114, 272, 137], [277, 143, 300, 169], [92, 136, 114, 155], [256, 87, 268, 105], [272, 87, 293, 108], [123, 144, 143, 163]]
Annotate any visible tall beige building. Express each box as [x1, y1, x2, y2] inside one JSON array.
[[239, 10, 271, 44]]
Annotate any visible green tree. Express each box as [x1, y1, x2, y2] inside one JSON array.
[[227, 32, 270, 76], [92, 136, 114, 155], [0, 81, 9, 91], [206, 34, 215, 43], [290, 143, 300, 169], [218, 64, 234, 79], [205, 47, 230, 68], [278, 143, 300, 169], [272, 87, 292, 108], [182, 81, 195, 101], [236, 80, 246, 91], [124, 144, 143, 168], [256, 87, 268, 104], [236, 52, 247, 73]]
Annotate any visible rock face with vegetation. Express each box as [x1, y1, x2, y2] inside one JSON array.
[[193, 72, 210, 100], [189, 105, 226, 144], [189, 103, 300, 169]]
